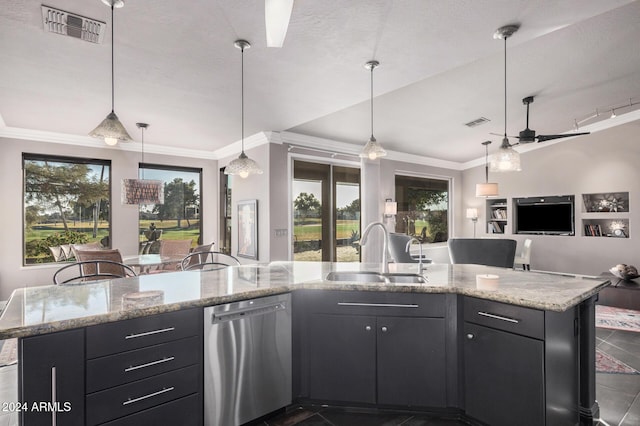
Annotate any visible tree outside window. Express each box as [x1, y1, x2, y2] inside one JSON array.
[[23, 154, 111, 265], [138, 165, 202, 253]]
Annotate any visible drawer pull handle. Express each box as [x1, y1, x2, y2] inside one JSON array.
[[477, 311, 519, 324], [125, 356, 175, 372], [337, 302, 419, 308], [125, 327, 175, 340], [123, 387, 175, 406]]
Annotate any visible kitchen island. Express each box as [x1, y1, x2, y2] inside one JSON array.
[[0, 262, 609, 426]]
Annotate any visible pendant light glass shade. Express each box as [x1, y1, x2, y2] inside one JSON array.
[[90, 111, 132, 146], [476, 141, 499, 197], [225, 152, 263, 179], [360, 60, 387, 160], [490, 138, 521, 172], [225, 40, 263, 179], [90, 1, 132, 145], [121, 123, 164, 205], [361, 136, 387, 160]]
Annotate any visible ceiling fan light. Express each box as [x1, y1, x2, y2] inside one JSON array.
[[476, 182, 499, 198], [489, 144, 521, 172], [225, 152, 264, 179], [360, 136, 387, 160], [265, 0, 294, 47], [89, 111, 133, 144]]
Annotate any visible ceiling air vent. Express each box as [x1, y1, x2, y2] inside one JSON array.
[[41, 5, 106, 44], [464, 117, 490, 127]]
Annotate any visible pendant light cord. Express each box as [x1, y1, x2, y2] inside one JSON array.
[[241, 44, 245, 154], [485, 144, 489, 183], [110, 4, 115, 113], [370, 65, 374, 139], [141, 126, 145, 178], [503, 37, 507, 139]]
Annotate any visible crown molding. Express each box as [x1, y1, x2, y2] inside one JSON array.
[[278, 131, 464, 170], [211, 131, 271, 160], [0, 125, 218, 159]]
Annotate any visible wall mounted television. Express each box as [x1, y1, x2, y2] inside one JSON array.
[[514, 195, 575, 236]]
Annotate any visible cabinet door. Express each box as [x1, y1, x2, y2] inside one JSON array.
[[464, 322, 544, 426], [20, 329, 85, 426], [377, 317, 446, 407], [307, 313, 376, 403]]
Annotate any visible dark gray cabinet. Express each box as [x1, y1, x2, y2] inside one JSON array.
[[308, 313, 376, 403], [19, 328, 85, 426], [19, 308, 203, 426], [301, 290, 446, 408], [463, 296, 579, 426], [85, 308, 203, 426], [464, 322, 544, 426]]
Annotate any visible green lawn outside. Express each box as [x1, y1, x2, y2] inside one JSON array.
[[294, 220, 359, 241]]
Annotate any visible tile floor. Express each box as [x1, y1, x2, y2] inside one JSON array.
[[0, 328, 637, 426], [596, 328, 640, 426]]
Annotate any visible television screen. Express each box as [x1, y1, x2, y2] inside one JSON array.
[[515, 202, 574, 235]]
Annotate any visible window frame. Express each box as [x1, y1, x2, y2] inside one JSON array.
[[22, 153, 112, 266], [394, 172, 452, 244], [138, 163, 204, 246]]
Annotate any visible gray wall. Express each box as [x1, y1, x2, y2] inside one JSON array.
[[219, 143, 271, 263], [460, 121, 640, 275], [0, 137, 217, 299]]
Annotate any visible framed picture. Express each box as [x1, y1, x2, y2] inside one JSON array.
[[237, 200, 258, 259]]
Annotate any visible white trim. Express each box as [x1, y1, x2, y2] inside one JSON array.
[[212, 131, 271, 159], [0, 125, 217, 159]]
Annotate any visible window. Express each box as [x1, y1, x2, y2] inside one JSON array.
[[395, 175, 449, 243], [292, 160, 360, 262], [23, 154, 111, 265], [138, 164, 202, 253]]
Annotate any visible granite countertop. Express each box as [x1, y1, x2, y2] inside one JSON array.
[[0, 262, 610, 339]]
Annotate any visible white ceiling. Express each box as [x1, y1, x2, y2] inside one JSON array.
[[1, 0, 639, 163]]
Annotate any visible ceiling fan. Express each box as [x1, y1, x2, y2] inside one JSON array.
[[516, 95, 590, 143]]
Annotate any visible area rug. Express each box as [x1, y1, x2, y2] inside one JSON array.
[[0, 338, 17, 367], [595, 305, 640, 332], [596, 348, 639, 374]]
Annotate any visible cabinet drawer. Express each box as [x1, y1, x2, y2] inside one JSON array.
[[464, 297, 543, 339], [86, 308, 200, 358], [303, 290, 445, 318], [87, 336, 200, 393], [86, 365, 199, 425], [99, 394, 202, 426]]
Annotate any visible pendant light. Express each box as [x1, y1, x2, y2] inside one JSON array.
[[225, 40, 263, 179], [360, 60, 387, 160], [121, 123, 164, 205], [89, 0, 132, 146], [476, 141, 499, 197], [489, 24, 521, 172]]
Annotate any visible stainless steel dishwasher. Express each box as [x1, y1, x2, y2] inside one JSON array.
[[204, 293, 291, 426]]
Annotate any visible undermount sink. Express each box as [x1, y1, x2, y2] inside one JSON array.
[[385, 273, 428, 284], [325, 271, 428, 284], [325, 271, 388, 283]]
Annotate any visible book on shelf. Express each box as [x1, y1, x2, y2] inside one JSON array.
[[584, 224, 602, 236], [488, 221, 504, 233], [492, 208, 507, 220]]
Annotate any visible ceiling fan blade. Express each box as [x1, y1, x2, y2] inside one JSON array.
[[536, 132, 590, 143], [490, 132, 518, 138]]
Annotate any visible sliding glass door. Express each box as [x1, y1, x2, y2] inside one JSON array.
[[292, 160, 360, 262]]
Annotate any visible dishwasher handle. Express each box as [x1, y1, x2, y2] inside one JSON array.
[[211, 301, 286, 324]]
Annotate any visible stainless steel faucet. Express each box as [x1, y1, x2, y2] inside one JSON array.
[[360, 222, 390, 274], [405, 237, 425, 273]]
